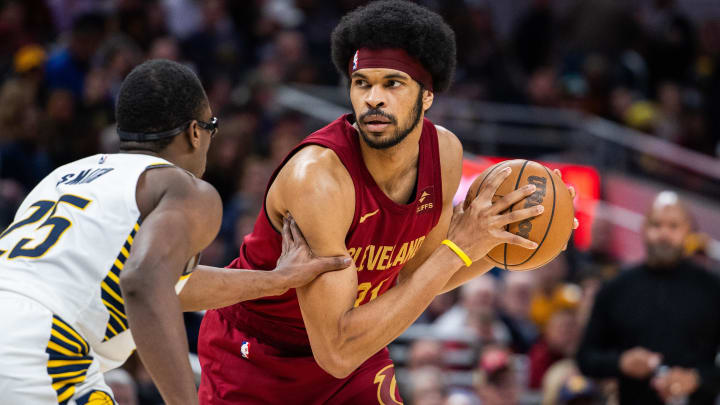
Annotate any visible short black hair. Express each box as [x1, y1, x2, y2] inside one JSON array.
[[331, 0, 456, 92], [116, 59, 208, 152]]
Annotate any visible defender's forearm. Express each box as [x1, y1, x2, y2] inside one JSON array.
[[179, 265, 287, 312], [123, 283, 198, 405]]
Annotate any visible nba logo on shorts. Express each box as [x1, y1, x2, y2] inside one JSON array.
[[352, 50, 359, 71], [241, 341, 250, 359], [98, 155, 107, 164]]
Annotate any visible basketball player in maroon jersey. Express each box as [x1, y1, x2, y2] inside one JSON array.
[[198, 2, 560, 404]]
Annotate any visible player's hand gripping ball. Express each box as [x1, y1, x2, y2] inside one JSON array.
[[464, 160, 574, 271]]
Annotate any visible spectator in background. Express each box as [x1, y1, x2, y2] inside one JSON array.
[[0, 0, 55, 70], [104, 369, 139, 405], [577, 191, 720, 405], [267, 114, 305, 164], [79, 67, 114, 143], [513, 0, 555, 76], [639, 0, 697, 90], [445, 393, 477, 405], [94, 34, 143, 102], [541, 359, 582, 405], [475, 346, 521, 405], [45, 12, 106, 98], [182, 0, 245, 81], [498, 271, 538, 354], [654, 81, 683, 143], [163, 0, 202, 40], [231, 155, 273, 214], [556, 375, 604, 405], [202, 114, 255, 202], [39, 87, 85, 165], [573, 264, 610, 331], [528, 308, 580, 389], [540, 329, 608, 404], [264, 30, 314, 83], [407, 339, 444, 371], [702, 20, 720, 157], [433, 276, 510, 346], [525, 66, 562, 108], [529, 254, 581, 330], [12, 44, 47, 102], [115, 0, 166, 51], [416, 291, 457, 324], [407, 366, 447, 405], [0, 78, 51, 190], [148, 36, 181, 61]]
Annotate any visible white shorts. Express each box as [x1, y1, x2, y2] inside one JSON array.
[[0, 291, 116, 405]]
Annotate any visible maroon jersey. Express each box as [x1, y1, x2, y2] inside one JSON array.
[[216, 113, 442, 349]]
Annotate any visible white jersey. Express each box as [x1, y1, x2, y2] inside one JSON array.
[[0, 153, 192, 372]]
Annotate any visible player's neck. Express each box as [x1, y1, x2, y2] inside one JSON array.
[[358, 123, 422, 197], [121, 149, 197, 177]]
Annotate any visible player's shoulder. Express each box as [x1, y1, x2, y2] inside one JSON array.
[[268, 145, 355, 242], [137, 165, 221, 217], [434, 124, 463, 166], [147, 165, 216, 194], [434, 124, 463, 200], [434, 124, 462, 152], [279, 145, 354, 195]]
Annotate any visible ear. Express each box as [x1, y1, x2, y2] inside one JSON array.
[[422, 89, 434, 112], [186, 120, 201, 149]]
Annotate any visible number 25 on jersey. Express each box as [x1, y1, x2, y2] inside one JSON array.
[[0, 194, 91, 259]]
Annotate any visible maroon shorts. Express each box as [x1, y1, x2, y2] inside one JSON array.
[[198, 309, 404, 405]]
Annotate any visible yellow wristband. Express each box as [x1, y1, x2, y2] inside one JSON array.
[[441, 239, 472, 267]]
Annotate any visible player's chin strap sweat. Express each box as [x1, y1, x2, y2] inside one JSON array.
[[348, 47, 433, 91]]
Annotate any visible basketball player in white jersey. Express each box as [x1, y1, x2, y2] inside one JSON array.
[[0, 59, 351, 405]]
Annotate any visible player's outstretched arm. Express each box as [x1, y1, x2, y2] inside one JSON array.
[[120, 167, 222, 405], [270, 146, 540, 379], [178, 215, 352, 312]]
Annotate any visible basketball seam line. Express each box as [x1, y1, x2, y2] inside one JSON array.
[[510, 165, 557, 267], [475, 163, 504, 199], [486, 255, 505, 266], [503, 160, 529, 270], [476, 162, 508, 269]]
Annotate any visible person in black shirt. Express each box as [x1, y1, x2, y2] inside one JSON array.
[[576, 191, 720, 405]]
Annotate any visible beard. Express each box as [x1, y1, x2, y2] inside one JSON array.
[[646, 240, 684, 269], [355, 89, 424, 150]]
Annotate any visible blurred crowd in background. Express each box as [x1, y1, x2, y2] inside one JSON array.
[[1, 0, 720, 404]]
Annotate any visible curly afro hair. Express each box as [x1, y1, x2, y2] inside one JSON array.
[[331, 0, 456, 93]]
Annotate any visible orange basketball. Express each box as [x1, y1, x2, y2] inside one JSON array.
[[464, 160, 574, 271]]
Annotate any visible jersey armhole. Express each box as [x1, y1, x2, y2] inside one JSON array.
[[126, 160, 178, 225], [262, 142, 359, 235]]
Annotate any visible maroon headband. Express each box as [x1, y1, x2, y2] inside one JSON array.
[[348, 48, 433, 91]]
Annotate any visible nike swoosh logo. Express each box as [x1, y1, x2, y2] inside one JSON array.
[[359, 209, 380, 224]]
